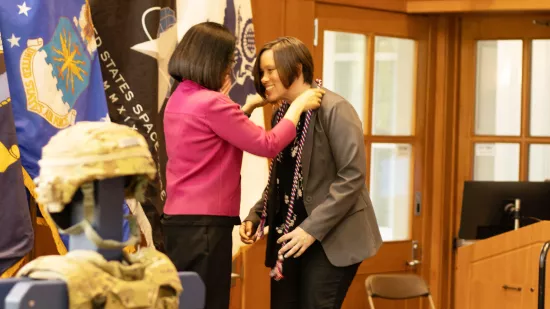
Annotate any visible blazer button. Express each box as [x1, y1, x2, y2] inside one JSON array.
[[305, 196, 312, 203]]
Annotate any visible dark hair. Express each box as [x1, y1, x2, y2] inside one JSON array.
[[168, 22, 235, 91], [252, 36, 314, 98]]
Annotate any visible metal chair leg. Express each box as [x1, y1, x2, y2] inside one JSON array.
[[427, 295, 436, 309], [367, 295, 376, 309]]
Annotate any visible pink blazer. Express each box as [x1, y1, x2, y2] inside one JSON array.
[[163, 80, 296, 217]]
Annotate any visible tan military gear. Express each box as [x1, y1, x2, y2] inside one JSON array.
[[17, 248, 183, 309], [34, 121, 156, 212], [33, 121, 156, 248]]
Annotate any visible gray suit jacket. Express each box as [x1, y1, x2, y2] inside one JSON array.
[[246, 88, 383, 267]]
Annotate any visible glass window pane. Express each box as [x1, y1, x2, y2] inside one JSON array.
[[530, 40, 550, 136], [473, 143, 519, 181], [322, 31, 366, 125], [370, 143, 412, 241], [372, 37, 415, 136], [475, 40, 522, 136], [528, 144, 550, 181]]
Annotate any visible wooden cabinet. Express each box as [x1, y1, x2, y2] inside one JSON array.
[[455, 221, 550, 309]]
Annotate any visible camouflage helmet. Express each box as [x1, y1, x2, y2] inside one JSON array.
[[34, 121, 156, 249], [34, 121, 156, 212]]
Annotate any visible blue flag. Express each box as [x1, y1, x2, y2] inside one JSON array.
[[0, 0, 131, 253], [0, 52, 33, 275]]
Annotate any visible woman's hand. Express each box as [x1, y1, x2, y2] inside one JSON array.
[[241, 94, 268, 116], [277, 227, 316, 258], [239, 221, 258, 244], [292, 88, 325, 111], [282, 88, 324, 125]]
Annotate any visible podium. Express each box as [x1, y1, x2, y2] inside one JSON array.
[[455, 221, 550, 309]]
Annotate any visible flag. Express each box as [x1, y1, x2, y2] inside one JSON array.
[[176, 0, 258, 98], [176, 0, 267, 254], [89, 0, 177, 250], [0, 43, 34, 275], [0, 0, 110, 254]]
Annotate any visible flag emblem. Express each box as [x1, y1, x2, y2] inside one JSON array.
[[19, 5, 96, 129]]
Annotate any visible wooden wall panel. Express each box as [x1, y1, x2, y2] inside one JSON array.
[[317, 0, 406, 12], [285, 0, 316, 53], [319, 0, 550, 13], [250, 0, 286, 128], [241, 237, 271, 309], [462, 14, 550, 39], [251, 0, 285, 48], [316, 3, 428, 39], [318, 0, 550, 14], [407, 0, 550, 13], [426, 15, 460, 309]]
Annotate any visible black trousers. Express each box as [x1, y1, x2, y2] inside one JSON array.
[[270, 242, 359, 309], [162, 223, 233, 309]]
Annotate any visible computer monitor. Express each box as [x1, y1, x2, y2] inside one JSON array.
[[458, 181, 550, 240]]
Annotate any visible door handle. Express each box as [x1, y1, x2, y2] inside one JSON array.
[[502, 285, 522, 292]]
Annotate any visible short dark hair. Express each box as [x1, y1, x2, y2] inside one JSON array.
[[168, 22, 235, 91], [252, 36, 314, 98]]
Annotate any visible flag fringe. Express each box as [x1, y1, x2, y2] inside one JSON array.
[[0, 255, 28, 278]]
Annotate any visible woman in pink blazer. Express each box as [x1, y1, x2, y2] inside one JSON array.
[[161, 22, 323, 309]]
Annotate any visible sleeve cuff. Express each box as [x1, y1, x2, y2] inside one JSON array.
[[245, 213, 261, 226], [299, 218, 325, 242], [272, 118, 297, 144]]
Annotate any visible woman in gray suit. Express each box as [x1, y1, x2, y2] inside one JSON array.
[[240, 36, 383, 309]]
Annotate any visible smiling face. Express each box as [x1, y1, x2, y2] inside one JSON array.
[[259, 49, 288, 102], [253, 37, 315, 102]]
